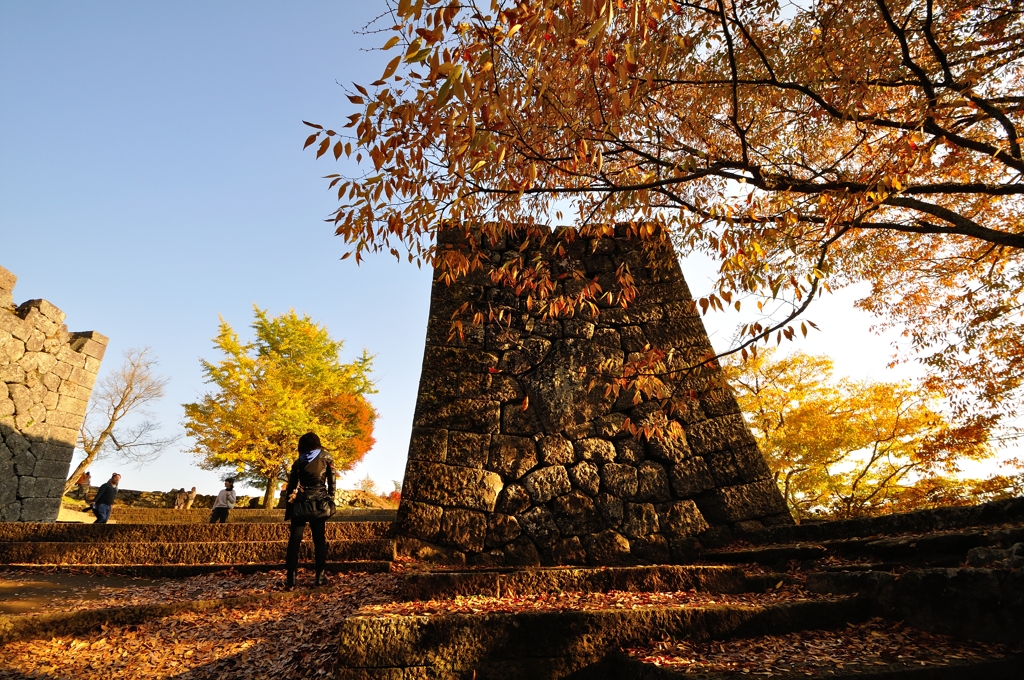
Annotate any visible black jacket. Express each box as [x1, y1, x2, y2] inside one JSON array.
[[94, 482, 118, 506], [284, 454, 336, 520]]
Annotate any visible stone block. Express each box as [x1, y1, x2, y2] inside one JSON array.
[[669, 457, 716, 497], [0, 364, 26, 384], [614, 437, 644, 463], [16, 298, 65, 324], [12, 448, 35, 477], [685, 413, 758, 456], [0, 266, 16, 300], [636, 461, 672, 502], [0, 399, 13, 419], [413, 396, 501, 433], [552, 491, 601, 536], [447, 431, 490, 468], [31, 457, 71, 481], [496, 483, 532, 515], [568, 461, 600, 496], [516, 506, 560, 549], [488, 435, 538, 480], [705, 450, 743, 486], [520, 339, 621, 432], [69, 332, 109, 360], [538, 435, 575, 465], [585, 530, 632, 565], [577, 438, 617, 463], [622, 502, 659, 538], [56, 394, 88, 417], [397, 501, 443, 540], [17, 475, 39, 498], [601, 463, 638, 498], [657, 500, 710, 537], [501, 400, 544, 436], [646, 431, 692, 463], [485, 513, 521, 548], [522, 465, 571, 503], [550, 536, 588, 565], [695, 478, 789, 524], [408, 428, 447, 462], [19, 307, 58, 337], [595, 492, 624, 528], [502, 535, 542, 567], [631, 534, 671, 564], [403, 461, 503, 512], [438, 508, 487, 552], [733, 444, 773, 481], [19, 496, 60, 522], [423, 346, 500, 373]]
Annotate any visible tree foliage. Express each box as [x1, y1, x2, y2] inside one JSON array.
[[64, 348, 177, 496], [725, 348, 1020, 520], [306, 0, 1024, 431], [183, 308, 376, 507]]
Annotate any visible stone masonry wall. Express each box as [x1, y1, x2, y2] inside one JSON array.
[[0, 264, 107, 522], [396, 226, 792, 566]]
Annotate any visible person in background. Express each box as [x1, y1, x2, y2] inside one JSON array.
[[185, 486, 197, 509], [173, 488, 187, 510], [209, 479, 236, 524], [92, 473, 120, 524], [76, 471, 91, 501]]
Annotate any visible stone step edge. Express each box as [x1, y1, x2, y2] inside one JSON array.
[[0, 581, 345, 645], [0, 521, 394, 542], [396, 565, 759, 601], [336, 597, 870, 672], [0, 561, 394, 577], [595, 653, 1023, 680], [704, 523, 1024, 564]]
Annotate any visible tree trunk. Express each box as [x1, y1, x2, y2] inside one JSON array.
[[263, 476, 278, 509], [63, 451, 97, 497]]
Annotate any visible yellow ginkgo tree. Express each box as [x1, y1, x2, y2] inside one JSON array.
[[183, 308, 376, 507]]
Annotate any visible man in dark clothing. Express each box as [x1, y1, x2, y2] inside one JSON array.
[[92, 473, 120, 524]]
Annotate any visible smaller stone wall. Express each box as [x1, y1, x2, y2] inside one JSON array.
[[1, 265, 107, 522]]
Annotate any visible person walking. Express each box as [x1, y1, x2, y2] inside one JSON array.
[[76, 471, 91, 500], [91, 473, 120, 524], [209, 479, 236, 524], [185, 486, 197, 509], [283, 432, 336, 589]]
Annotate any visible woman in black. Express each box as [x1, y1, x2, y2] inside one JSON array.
[[283, 432, 336, 588]]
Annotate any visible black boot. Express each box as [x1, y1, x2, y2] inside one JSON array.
[[315, 570, 328, 587], [286, 569, 297, 589]]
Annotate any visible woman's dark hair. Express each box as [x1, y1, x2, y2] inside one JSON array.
[[298, 432, 321, 454]]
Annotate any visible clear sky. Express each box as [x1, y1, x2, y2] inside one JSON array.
[[2, 2, 1012, 498]]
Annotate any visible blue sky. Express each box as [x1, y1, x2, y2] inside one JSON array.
[[3, 2, 1010, 498]]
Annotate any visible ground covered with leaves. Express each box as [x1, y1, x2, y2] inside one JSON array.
[[625, 618, 1020, 676], [366, 582, 830, 617], [0, 571, 398, 679], [0, 569, 288, 616]]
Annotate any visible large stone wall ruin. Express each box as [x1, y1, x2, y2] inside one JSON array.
[[0, 264, 107, 522], [396, 226, 791, 566]]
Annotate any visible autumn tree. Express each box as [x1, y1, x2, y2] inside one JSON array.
[[183, 308, 376, 508], [64, 348, 178, 496], [724, 348, 1018, 520], [305, 0, 1024, 435]]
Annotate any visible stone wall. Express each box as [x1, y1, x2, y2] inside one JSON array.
[[0, 264, 107, 522], [396, 226, 791, 566]]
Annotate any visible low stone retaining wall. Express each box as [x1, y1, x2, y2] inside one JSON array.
[[0, 538, 395, 565], [0, 520, 391, 543], [335, 598, 869, 679], [739, 497, 1024, 546], [397, 565, 749, 601], [807, 567, 1024, 645]]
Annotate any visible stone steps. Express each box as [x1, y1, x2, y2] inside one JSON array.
[[0, 520, 392, 543], [397, 565, 751, 601], [0, 561, 393, 578], [334, 598, 871, 679], [705, 524, 1024, 568], [86, 507, 397, 524], [596, 650, 1021, 679], [0, 538, 395, 565]]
